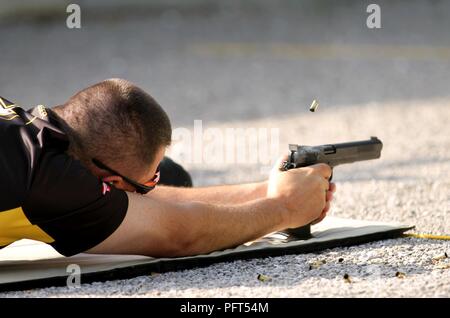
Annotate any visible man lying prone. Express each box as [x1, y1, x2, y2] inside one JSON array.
[[0, 79, 335, 257]]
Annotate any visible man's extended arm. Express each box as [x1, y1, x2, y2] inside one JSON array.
[[88, 192, 285, 257], [151, 156, 335, 205], [87, 164, 332, 257], [151, 162, 335, 209], [151, 181, 267, 205]]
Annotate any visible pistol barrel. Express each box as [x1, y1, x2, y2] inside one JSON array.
[[289, 136, 383, 168]]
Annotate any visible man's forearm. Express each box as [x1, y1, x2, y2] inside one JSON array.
[[87, 193, 287, 258], [177, 197, 286, 256], [151, 181, 268, 205]]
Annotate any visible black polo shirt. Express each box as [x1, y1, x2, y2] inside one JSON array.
[[0, 96, 128, 256]]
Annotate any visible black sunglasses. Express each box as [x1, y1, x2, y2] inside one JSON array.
[[92, 158, 160, 194]]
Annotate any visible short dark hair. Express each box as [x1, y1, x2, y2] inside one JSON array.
[[53, 78, 171, 173]]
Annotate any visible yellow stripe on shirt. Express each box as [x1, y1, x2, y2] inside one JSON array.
[[0, 207, 54, 246]]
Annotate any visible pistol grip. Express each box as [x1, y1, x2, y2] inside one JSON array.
[[283, 224, 312, 240]]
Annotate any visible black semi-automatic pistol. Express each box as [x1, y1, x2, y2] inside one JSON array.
[[281, 136, 383, 239]]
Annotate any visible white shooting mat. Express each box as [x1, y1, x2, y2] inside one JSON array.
[[0, 217, 413, 291]]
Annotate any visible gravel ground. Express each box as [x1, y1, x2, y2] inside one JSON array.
[[3, 239, 450, 298], [2, 100, 450, 298], [0, 0, 449, 297]]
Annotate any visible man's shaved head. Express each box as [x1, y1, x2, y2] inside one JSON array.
[[52, 78, 171, 174]]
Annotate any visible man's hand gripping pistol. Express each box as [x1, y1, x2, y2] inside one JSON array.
[[281, 137, 383, 239]]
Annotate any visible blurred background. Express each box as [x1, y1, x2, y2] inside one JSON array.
[[1, 0, 449, 122], [1, 0, 449, 186]]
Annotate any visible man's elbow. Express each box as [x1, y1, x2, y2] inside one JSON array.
[[142, 223, 205, 258], [141, 202, 217, 258]]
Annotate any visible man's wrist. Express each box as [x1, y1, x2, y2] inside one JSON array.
[[256, 196, 289, 231], [255, 180, 268, 198]]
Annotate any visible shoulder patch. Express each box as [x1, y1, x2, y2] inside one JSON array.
[[37, 105, 48, 118]]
